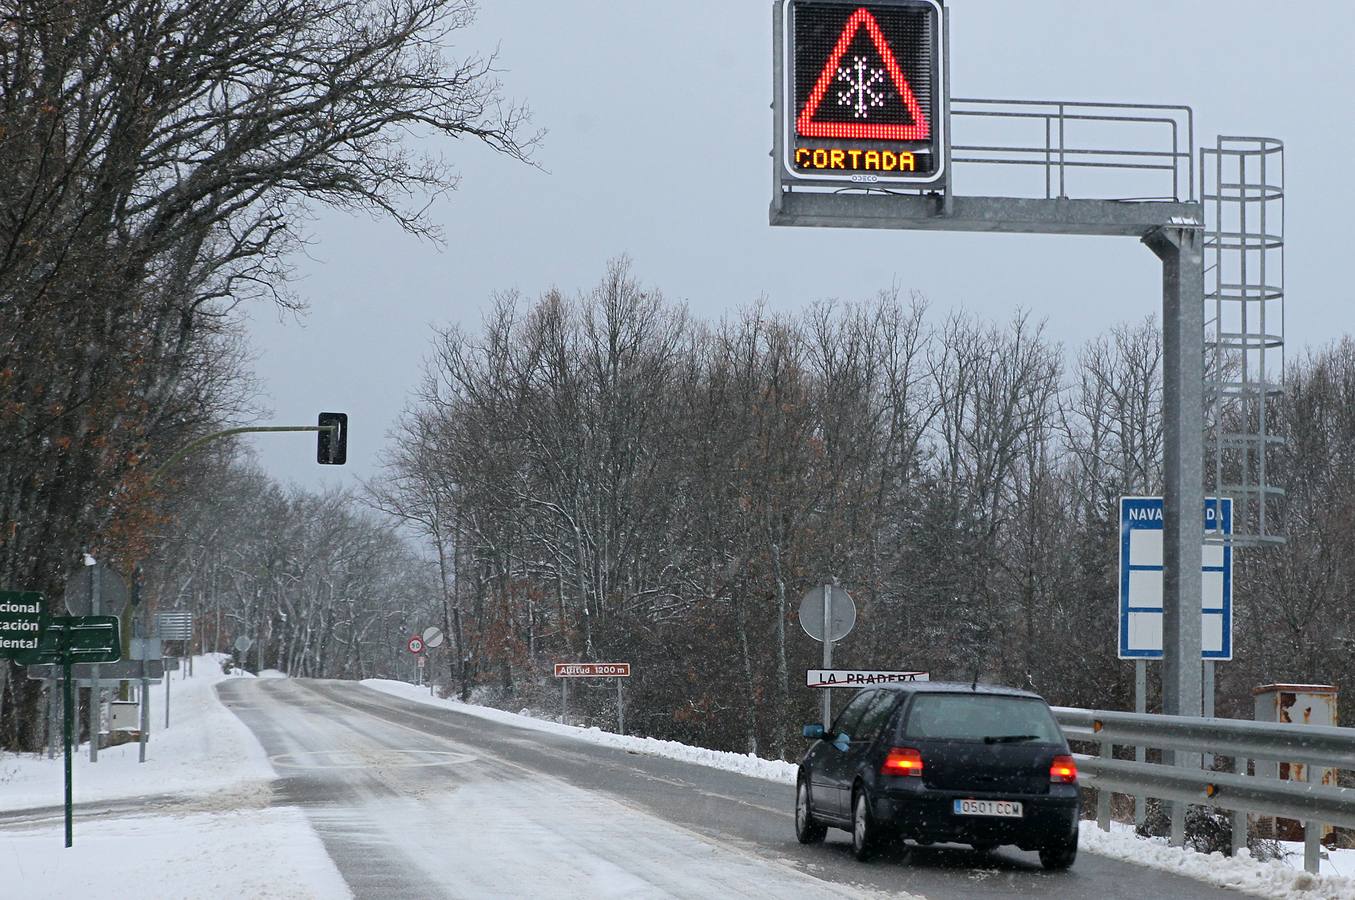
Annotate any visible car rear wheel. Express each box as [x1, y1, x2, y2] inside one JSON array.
[[795, 778, 827, 844], [1039, 835, 1078, 870], [851, 788, 878, 861]]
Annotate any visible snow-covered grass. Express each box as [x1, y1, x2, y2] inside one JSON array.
[[0, 652, 272, 810], [3, 807, 348, 899], [362, 678, 1355, 900], [0, 654, 349, 899], [1083, 823, 1355, 900]]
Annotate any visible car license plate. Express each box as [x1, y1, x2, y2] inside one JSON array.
[[954, 798, 1023, 818]]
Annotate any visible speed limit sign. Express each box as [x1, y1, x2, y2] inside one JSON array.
[[407, 636, 424, 654]]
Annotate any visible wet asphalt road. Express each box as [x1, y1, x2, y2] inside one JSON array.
[[213, 678, 1250, 900]]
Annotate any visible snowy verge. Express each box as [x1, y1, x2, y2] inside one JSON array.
[[0, 653, 273, 811], [361, 679, 1355, 900], [1, 653, 351, 899], [1081, 824, 1355, 900], [2, 806, 349, 900], [361, 678, 799, 785]]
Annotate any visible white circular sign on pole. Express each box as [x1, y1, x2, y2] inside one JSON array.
[[234, 636, 254, 653], [422, 626, 445, 649], [407, 636, 424, 654], [798, 585, 856, 642]]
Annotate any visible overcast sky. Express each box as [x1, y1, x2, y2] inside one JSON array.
[[243, 0, 1355, 490]]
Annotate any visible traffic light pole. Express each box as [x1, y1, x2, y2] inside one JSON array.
[[120, 422, 344, 658], [149, 424, 340, 483]]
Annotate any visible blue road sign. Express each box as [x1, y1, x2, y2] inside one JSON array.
[[1118, 496, 1232, 660]]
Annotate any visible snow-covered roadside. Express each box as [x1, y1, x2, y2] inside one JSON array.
[[362, 678, 1355, 900], [1082, 825, 1355, 900], [0, 654, 350, 900], [361, 678, 800, 785], [0, 653, 272, 810]]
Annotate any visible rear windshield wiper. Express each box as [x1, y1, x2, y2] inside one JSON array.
[[982, 734, 1041, 744]]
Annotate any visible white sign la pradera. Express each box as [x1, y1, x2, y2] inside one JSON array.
[[807, 669, 929, 688]]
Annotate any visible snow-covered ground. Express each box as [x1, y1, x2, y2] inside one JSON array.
[[363, 678, 1355, 900], [0, 654, 349, 899]]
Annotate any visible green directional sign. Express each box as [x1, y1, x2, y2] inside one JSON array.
[[15, 615, 121, 665], [0, 591, 46, 658]]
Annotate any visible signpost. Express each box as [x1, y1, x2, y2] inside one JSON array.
[[2, 599, 121, 849], [806, 669, 928, 687], [553, 663, 631, 733], [798, 583, 856, 729], [1118, 496, 1233, 661], [25, 659, 165, 683], [421, 627, 444, 696]]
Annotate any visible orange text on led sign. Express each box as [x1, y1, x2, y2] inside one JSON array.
[[795, 147, 916, 172]]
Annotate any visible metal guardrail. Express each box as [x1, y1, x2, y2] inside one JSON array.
[[1054, 707, 1355, 873]]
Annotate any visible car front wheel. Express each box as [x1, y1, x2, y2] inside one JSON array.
[[851, 788, 878, 861], [795, 778, 827, 844]]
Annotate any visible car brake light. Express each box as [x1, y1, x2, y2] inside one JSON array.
[[881, 747, 923, 776], [1050, 754, 1078, 784]]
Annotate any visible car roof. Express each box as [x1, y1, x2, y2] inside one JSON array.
[[865, 681, 1046, 701]]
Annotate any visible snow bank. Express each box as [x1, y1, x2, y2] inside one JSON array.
[[0, 653, 273, 810], [361, 678, 1355, 899], [362, 679, 800, 785], [1081, 824, 1355, 900], [1, 653, 351, 899], [2, 807, 348, 899]]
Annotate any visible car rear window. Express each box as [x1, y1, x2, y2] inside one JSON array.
[[900, 694, 1063, 743]]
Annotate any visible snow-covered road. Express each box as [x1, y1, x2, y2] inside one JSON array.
[[220, 678, 1252, 899]]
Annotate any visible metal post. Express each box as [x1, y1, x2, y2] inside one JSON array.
[[165, 660, 171, 729], [821, 583, 833, 731], [63, 657, 73, 848], [89, 564, 100, 763], [1097, 739, 1112, 831], [1146, 224, 1206, 848], [1135, 659, 1147, 826], [617, 679, 625, 735], [1231, 754, 1247, 855], [138, 671, 149, 763], [1303, 764, 1321, 874], [561, 679, 568, 726], [47, 683, 57, 760], [1202, 660, 1215, 769]]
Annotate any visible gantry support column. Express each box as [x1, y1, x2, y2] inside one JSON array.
[[1145, 224, 1206, 847]]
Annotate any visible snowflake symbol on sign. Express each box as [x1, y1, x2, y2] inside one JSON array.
[[836, 56, 887, 119]]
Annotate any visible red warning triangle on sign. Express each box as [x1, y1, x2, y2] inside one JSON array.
[[797, 7, 930, 141]]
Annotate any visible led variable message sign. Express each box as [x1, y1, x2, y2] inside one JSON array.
[[780, 0, 945, 186]]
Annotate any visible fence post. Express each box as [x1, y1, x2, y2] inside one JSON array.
[[1231, 755, 1247, 855], [1097, 738, 1113, 831], [1303, 764, 1321, 874]]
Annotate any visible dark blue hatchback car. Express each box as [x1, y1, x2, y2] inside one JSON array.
[[795, 682, 1080, 869]]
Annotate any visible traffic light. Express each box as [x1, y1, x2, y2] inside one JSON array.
[[317, 412, 347, 465]]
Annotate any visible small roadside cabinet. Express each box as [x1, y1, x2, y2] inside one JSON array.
[[1253, 683, 1339, 840], [109, 700, 140, 731]]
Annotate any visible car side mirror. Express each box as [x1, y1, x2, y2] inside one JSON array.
[[803, 724, 826, 740]]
